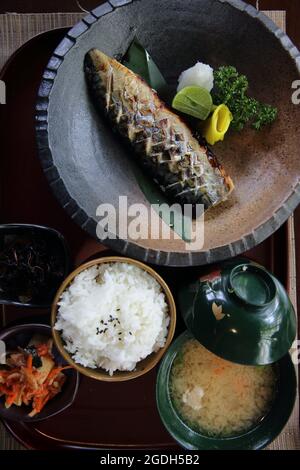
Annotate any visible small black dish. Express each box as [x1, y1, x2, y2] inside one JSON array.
[[0, 224, 71, 308], [0, 323, 79, 422]]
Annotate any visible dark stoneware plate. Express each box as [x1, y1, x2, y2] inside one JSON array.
[[36, 0, 300, 266]]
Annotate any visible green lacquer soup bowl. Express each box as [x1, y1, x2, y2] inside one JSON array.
[[156, 331, 297, 450]]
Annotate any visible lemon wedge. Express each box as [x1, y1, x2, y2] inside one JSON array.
[[172, 86, 213, 120]]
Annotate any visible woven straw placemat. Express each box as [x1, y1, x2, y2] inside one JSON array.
[[0, 9, 298, 451]]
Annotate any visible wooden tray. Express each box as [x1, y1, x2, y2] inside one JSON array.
[[0, 27, 296, 450]]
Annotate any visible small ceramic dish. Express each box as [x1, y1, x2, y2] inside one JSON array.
[[51, 256, 176, 382], [156, 331, 297, 450], [0, 323, 80, 422], [0, 224, 71, 308]]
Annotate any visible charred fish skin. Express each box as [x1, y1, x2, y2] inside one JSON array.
[[84, 49, 234, 210]]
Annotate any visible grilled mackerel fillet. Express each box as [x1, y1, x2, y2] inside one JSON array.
[[84, 49, 234, 209]]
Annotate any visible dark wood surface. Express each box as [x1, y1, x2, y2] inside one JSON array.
[[1, 226, 289, 449]]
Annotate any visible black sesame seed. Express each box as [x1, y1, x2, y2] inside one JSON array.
[[129, 332, 132, 335]]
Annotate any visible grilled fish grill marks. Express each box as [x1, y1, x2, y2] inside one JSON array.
[[84, 49, 234, 209]]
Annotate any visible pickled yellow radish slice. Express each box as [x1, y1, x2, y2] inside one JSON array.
[[202, 104, 233, 145]]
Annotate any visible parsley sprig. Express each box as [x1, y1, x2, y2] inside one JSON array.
[[212, 66, 277, 131]]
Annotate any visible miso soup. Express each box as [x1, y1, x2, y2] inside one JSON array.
[[170, 339, 277, 437]]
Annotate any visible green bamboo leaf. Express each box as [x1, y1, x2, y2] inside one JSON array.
[[123, 38, 168, 99], [130, 161, 192, 243], [123, 38, 191, 243]]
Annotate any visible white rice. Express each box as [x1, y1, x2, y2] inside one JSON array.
[[177, 62, 214, 92], [54, 262, 170, 375]]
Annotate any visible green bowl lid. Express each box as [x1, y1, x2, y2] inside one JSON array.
[[178, 258, 296, 365]]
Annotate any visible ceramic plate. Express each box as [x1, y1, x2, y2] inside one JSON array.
[[36, 0, 300, 266]]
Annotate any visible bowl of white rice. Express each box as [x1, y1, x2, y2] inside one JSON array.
[[51, 257, 176, 381]]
